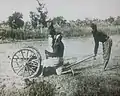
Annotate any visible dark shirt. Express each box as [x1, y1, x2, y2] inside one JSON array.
[[45, 41, 64, 57], [92, 30, 109, 55]]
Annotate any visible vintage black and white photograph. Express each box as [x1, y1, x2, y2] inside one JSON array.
[[0, 0, 120, 96]]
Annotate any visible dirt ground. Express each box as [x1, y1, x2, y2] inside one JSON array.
[[0, 35, 120, 96]]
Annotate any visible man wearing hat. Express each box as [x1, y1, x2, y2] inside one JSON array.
[[90, 23, 112, 70], [48, 21, 56, 51], [40, 32, 64, 76]]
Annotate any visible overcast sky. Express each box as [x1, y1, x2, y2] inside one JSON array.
[[0, 0, 120, 22]]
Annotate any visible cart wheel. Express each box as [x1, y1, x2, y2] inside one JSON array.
[[11, 47, 42, 78]]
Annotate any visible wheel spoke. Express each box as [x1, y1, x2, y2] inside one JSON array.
[[28, 63, 38, 68], [13, 55, 24, 62], [26, 50, 29, 58], [31, 59, 38, 62], [29, 59, 38, 64], [13, 59, 20, 66], [27, 66, 36, 73], [21, 50, 25, 59], [13, 64, 22, 69], [25, 55, 36, 64], [32, 53, 36, 57], [26, 65, 31, 76], [23, 67, 26, 77], [16, 65, 25, 75]]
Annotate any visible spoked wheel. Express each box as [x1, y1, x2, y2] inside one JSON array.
[[11, 47, 42, 78]]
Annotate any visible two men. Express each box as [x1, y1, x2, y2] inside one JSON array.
[[90, 23, 112, 70], [41, 22, 112, 77]]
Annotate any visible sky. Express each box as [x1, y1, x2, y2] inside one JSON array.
[[0, 0, 120, 22]]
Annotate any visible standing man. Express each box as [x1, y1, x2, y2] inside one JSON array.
[[45, 20, 56, 57], [90, 23, 112, 70], [48, 21, 56, 50], [45, 32, 64, 58]]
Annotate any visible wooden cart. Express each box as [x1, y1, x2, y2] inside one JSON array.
[[10, 46, 97, 78]]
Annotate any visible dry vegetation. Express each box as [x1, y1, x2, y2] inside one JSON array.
[[0, 26, 120, 96], [1, 46, 120, 96]]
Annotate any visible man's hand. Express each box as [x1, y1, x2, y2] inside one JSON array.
[[45, 50, 49, 59], [45, 50, 48, 54]]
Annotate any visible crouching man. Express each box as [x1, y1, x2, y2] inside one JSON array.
[[40, 33, 64, 76]]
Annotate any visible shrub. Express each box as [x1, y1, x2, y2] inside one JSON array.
[[74, 75, 120, 96], [0, 80, 55, 96]]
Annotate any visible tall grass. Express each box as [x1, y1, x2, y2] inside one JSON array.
[[0, 80, 55, 96], [62, 25, 120, 37], [0, 25, 120, 41], [74, 75, 120, 96]]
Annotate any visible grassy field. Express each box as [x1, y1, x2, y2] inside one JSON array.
[[0, 35, 120, 96]]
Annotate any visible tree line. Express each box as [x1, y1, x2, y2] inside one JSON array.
[[0, 1, 120, 40]]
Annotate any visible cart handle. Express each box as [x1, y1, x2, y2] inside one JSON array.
[[65, 53, 102, 68]]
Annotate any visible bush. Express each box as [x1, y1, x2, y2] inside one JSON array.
[[74, 75, 120, 96], [0, 25, 120, 41], [0, 80, 55, 96], [26, 80, 55, 96]]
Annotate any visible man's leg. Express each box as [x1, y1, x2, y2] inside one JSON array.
[[40, 66, 44, 77], [40, 59, 46, 77], [56, 57, 64, 75], [103, 38, 112, 70]]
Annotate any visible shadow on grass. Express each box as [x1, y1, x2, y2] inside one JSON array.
[[107, 64, 120, 71], [43, 67, 57, 77], [74, 63, 103, 72], [61, 63, 104, 76]]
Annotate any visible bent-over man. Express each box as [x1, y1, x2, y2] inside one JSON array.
[[90, 23, 112, 70]]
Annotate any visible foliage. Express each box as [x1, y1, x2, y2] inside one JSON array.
[[52, 16, 67, 27], [74, 75, 120, 96], [0, 4, 120, 41], [29, 12, 38, 29], [114, 16, 120, 25], [27, 80, 55, 96], [105, 16, 115, 24], [7, 12, 24, 29], [0, 80, 55, 96], [29, 0, 48, 29]]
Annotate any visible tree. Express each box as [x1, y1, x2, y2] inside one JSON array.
[[7, 12, 24, 40], [29, 0, 48, 29], [75, 19, 81, 26], [29, 11, 38, 29], [52, 16, 67, 27], [114, 16, 120, 25], [24, 21, 32, 31], [105, 16, 115, 24], [8, 12, 24, 29]]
